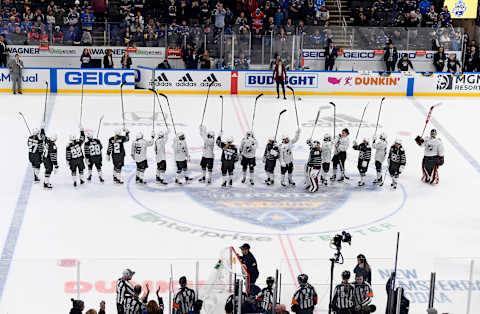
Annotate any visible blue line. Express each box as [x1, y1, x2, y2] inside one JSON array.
[[0, 95, 56, 305], [411, 98, 480, 173], [406, 78, 414, 96]]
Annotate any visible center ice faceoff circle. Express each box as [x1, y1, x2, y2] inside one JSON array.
[[127, 160, 407, 235]]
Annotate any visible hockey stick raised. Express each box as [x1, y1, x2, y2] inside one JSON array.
[[329, 102, 336, 137], [79, 79, 84, 125], [220, 95, 224, 133], [43, 81, 48, 124], [309, 107, 321, 140], [287, 86, 299, 127], [152, 89, 156, 134], [96, 115, 104, 138], [200, 80, 215, 126], [354, 103, 369, 143], [420, 103, 442, 137], [274, 109, 287, 142], [120, 81, 126, 130], [373, 97, 385, 140], [149, 89, 169, 131], [251, 93, 264, 131], [158, 92, 177, 135], [19, 112, 32, 135]]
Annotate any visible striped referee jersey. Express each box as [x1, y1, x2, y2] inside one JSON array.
[[257, 287, 275, 311], [173, 287, 196, 314], [123, 295, 145, 314], [292, 283, 318, 310], [353, 282, 373, 307], [332, 283, 354, 309], [116, 278, 134, 305]]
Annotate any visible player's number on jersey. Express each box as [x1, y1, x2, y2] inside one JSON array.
[[71, 146, 83, 159], [113, 142, 121, 154], [28, 140, 38, 153], [224, 151, 233, 160], [135, 145, 142, 155], [89, 144, 101, 156]]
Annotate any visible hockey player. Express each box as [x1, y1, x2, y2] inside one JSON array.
[[27, 126, 45, 183], [320, 134, 332, 186], [155, 129, 170, 185], [173, 276, 196, 314], [240, 130, 258, 185], [131, 131, 154, 184], [372, 132, 388, 184], [199, 125, 215, 184], [291, 274, 317, 314], [173, 132, 191, 185], [387, 139, 406, 189], [352, 138, 372, 187], [331, 128, 350, 182], [256, 277, 275, 313], [216, 135, 239, 187], [263, 138, 279, 185], [66, 126, 86, 187], [42, 133, 58, 189], [84, 131, 104, 183], [279, 128, 301, 187], [331, 271, 354, 314], [415, 129, 444, 184], [305, 139, 322, 193], [107, 128, 130, 184]]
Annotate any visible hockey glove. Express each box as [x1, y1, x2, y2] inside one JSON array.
[[415, 136, 424, 146], [399, 165, 405, 173], [438, 156, 444, 166], [106, 155, 110, 162], [281, 162, 286, 168]]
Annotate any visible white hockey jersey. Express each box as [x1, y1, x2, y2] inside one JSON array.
[[240, 137, 258, 158], [421, 136, 444, 157], [155, 130, 170, 162], [321, 141, 333, 162], [372, 138, 388, 162], [173, 137, 190, 161], [334, 136, 350, 155], [199, 125, 215, 159], [131, 138, 153, 162], [279, 129, 300, 165]]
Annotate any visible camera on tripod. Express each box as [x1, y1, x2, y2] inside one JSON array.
[[331, 231, 352, 250]]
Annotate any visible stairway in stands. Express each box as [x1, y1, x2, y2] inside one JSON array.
[[324, 0, 354, 49]]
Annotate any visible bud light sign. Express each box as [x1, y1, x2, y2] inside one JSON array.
[[245, 72, 318, 89]]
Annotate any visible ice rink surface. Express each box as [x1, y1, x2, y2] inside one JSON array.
[[0, 93, 479, 313]]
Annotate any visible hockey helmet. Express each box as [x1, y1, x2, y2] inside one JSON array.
[[86, 131, 93, 139], [178, 132, 185, 140], [207, 130, 215, 138], [226, 136, 233, 143], [282, 134, 289, 143], [394, 138, 402, 145], [363, 137, 369, 144], [32, 128, 39, 136], [297, 274, 308, 285], [266, 276, 275, 286], [136, 132, 143, 140], [69, 134, 76, 142], [342, 128, 350, 136], [179, 276, 187, 287], [379, 132, 387, 140], [313, 140, 321, 147], [323, 133, 331, 141], [157, 130, 165, 138], [114, 128, 122, 136], [430, 129, 437, 137], [49, 134, 58, 142], [246, 130, 253, 138], [341, 270, 351, 280]]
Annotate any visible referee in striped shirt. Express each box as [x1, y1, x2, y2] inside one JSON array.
[[353, 274, 373, 313], [124, 284, 149, 314], [291, 274, 317, 314], [173, 276, 196, 314], [331, 271, 354, 314], [256, 276, 275, 312], [116, 268, 135, 314]]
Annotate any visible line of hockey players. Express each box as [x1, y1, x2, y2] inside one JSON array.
[[27, 123, 443, 189]]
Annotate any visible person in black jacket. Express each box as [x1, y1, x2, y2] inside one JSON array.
[[384, 42, 398, 72], [0, 35, 7, 67], [353, 254, 372, 284], [324, 40, 338, 71], [121, 51, 133, 68], [433, 46, 446, 72], [386, 272, 410, 314], [397, 54, 414, 71], [239, 243, 259, 285], [103, 49, 114, 68], [464, 46, 479, 72], [69, 298, 85, 314], [80, 48, 91, 68], [446, 53, 461, 73]]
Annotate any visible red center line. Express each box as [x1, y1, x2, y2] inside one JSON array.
[[286, 234, 303, 274], [278, 234, 297, 287], [235, 95, 251, 131], [231, 95, 246, 134]]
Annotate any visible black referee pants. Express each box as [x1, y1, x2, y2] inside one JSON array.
[[335, 309, 353, 314], [117, 303, 125, 314], [276, 79, 285, 98]]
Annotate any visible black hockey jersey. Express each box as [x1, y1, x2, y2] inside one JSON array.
[[388, 145, 406, 165], [353, 142, 372, 161], [107, 132, 130, 158], [307, 146, 322, 167], [397, 59, 413, 71], [216, 137, 239, 163], [84, 138, 103, 159], [447, 58, 461, 72], [43, 140, 58, 165], [28, 129, 45, 159], [263, 142, 279, 161], [66, 131, 85, 162]]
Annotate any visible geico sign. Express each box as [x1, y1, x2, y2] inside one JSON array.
[[247, 74, 317, 86], [64, 71, 135, 85]]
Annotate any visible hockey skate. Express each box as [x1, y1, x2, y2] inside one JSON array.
[[73, 181, 77, 187], [43, 183, 52, 189], [358, 180, 365, 187], [281, 181, 287, 187], [250, 179, 254, 186], [229, 179, 233, 186], [241, 177, 246, 184], [372, 176, 382, 184], [185, 177, 193, 183], [99, 176, 104, 183], [391, 182, 397, 189], [264, 178, 270, 184], [330, 175, 336, 181], [34, 175, 40, 183], [198, 176, 206, 183], [136, 176, 140, 183], [80, 179, 85, 185], [267, 180, 274, 186], [175, 179, 183, 185], [207, 178, 211, 184], [87, 175, 92, 181], [289, 180, 295, 186], [337, 176, 344, 182], [221, 181, 227, 187]]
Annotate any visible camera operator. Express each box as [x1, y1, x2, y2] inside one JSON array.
[[354, 254, 372, 285], [331, 271, 354, 314], [353, 274, 374, 314], [291, 274, 317, 314]]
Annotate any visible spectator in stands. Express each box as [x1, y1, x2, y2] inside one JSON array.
[[68, 7, 80, 26], [46, 10, 55, 25], [81, 8, 95, 31], [310, 30, 323, 49], [273, 8, 284, 26], [235, 11, 248, 25], [80, 48, 91, 68], [464, 46, 479, 72], [8, 25, 28, 45], [23, 6, 34, 21], [317, 6, 329, 25], [433, 46, 446, 72], [324, 40, 338, 71], [146, 286, 165, 313], [121, 50, 132, 68], [81, 30, 93, 45], [69, 298, 85, 314], [51, 26, 63, 43], [85, 310, 96, 314], [214, 2, 226, 32], [64, 25, 79, 45], [123, 27, 132, 46], [7, 53, 23, 94], [200, 50, 211, 69], [133, 26, 145, 46], [397, 53, 414, 71], [235, 52, 249, 69], [384, 42, 398, 72], [0, 36, 7, 67], [239, 243, 259, 285], [353, 254, 372, 284], [252, 8, 265, 31], [284, 19, 295, 36], [157, 59, 171, 69], [55, 8, 66, 28], [103, 49, 114, 68]]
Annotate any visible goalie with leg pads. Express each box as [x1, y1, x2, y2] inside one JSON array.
[[352, 138, 372, 187], [372, 132, 388, 185], [415, 129, 444, 184], [388, 139, 406, 189], [305, 140, 322, 193]]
